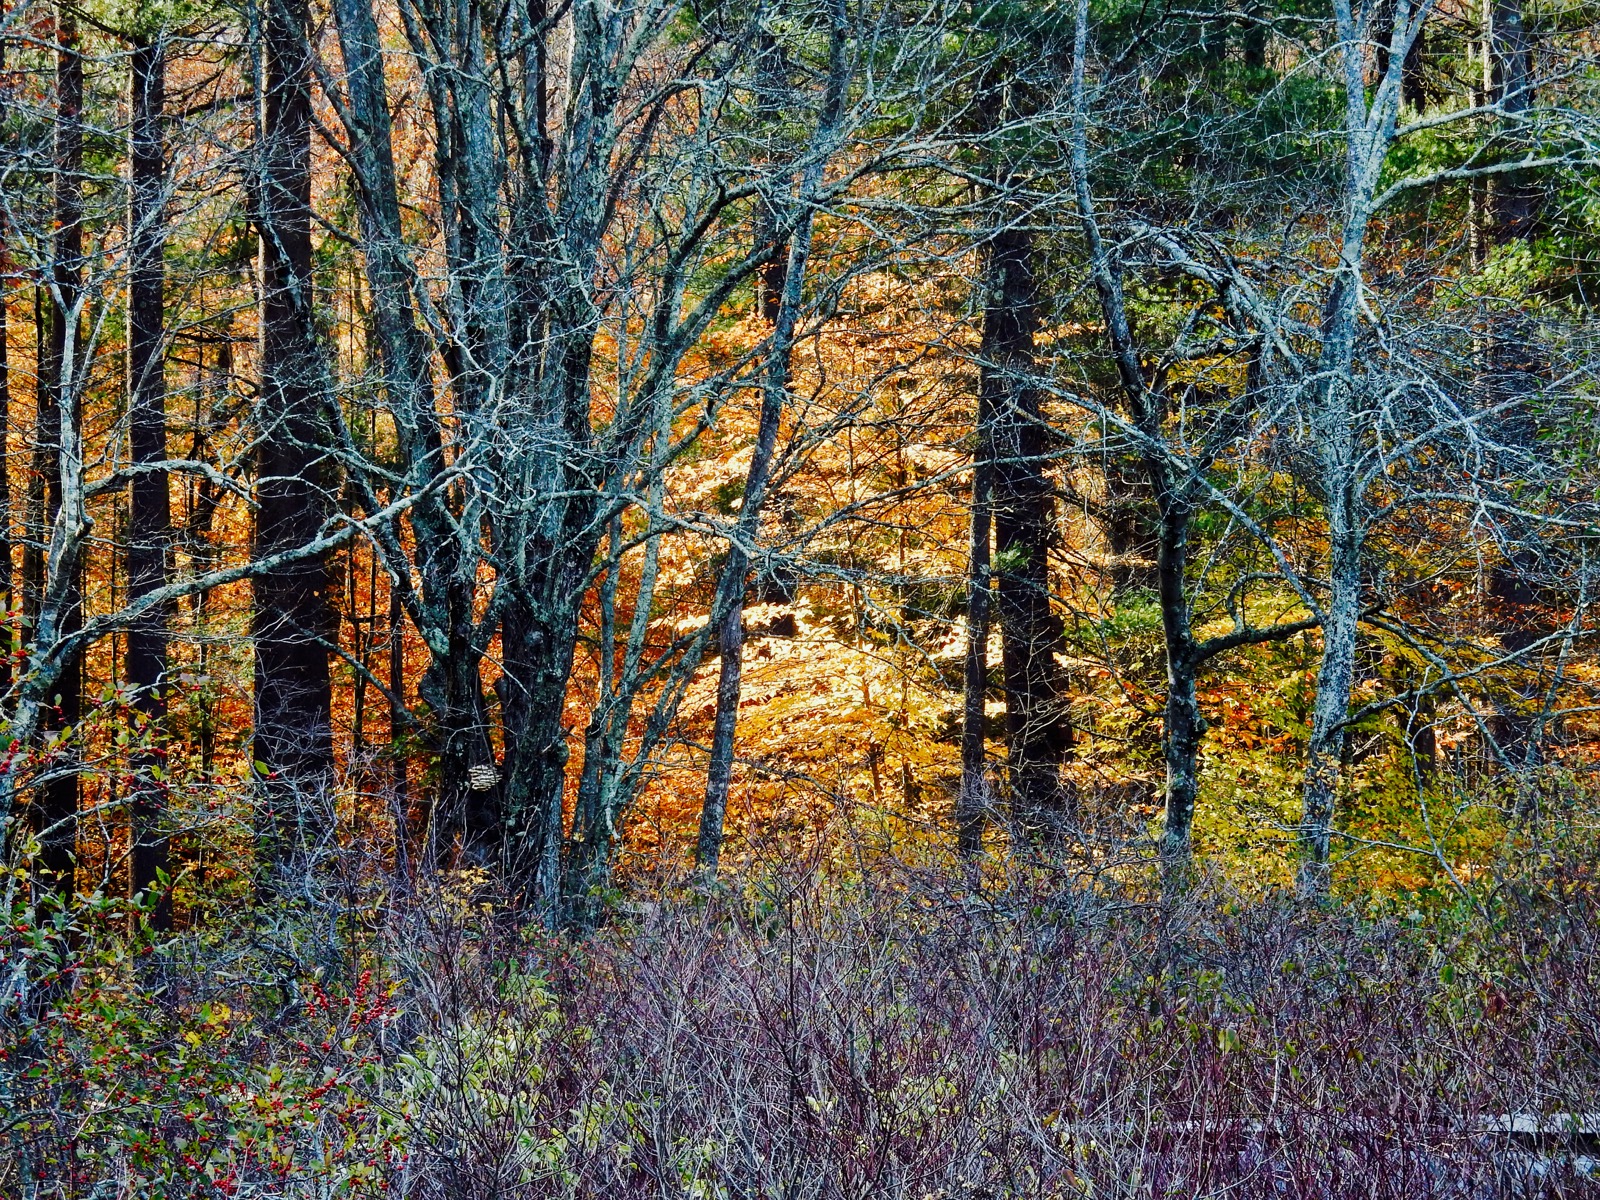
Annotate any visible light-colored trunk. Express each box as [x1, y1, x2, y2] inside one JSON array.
[[1294, 0, 1420, 896], [696, 0, 848, 877], [957, 389, 992, 857]]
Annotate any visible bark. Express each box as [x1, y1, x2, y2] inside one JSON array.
[[1487, 548, 1546, 771], [1373, 0, 1427, 109], [253, 0, 336, 875], [1396, 661, 1438, 784], [1479, 0, 1548, 772], [1485, 0, 1537, 242], [388, 584, 410, 873], [697, 598, 746, 874], [33, 8, 85, 898], [984, 228, 1074, 837], [332, 0, 491, 867], [1153, 488, 1202, 881], [569, 520, 625, 895], [1298, 484, 1362, 897], [1296, 182, 1379, 897], [0, 33, 12, 709], [752, 29, 788, 324], [1241, 8, 1267, 73], [957, 388, 992, 856], [127, 34, 172, 927], [695, 3, 847, 878], [1292, 0, 1421, 898], [498, 597, 574, 898], [1102, 455, 1157, 597]]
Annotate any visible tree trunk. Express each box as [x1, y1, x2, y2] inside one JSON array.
[[983, 228, 1074, 837], [1486, 0, 1537, 242], [752, 29, 788, 325], [1066, 10, 1224, 884], [1102, 455, 1157, 597], [1153, 487, 1201, 886], [331, 0, 489, 870], [695, 226, 815, 877], [957, 386, 992, 856], [33, 7, 85, 899], [1481, 0, 1548, 776], [1373, 0, 1427, 110], [1296, 243, 1371, 898], [387, 584, 410, 873], [253, 0, 335, 876], [1291, 0, 1422, 898], [694, 7, 847, 879], [697, 594, 749, 877], [0, 32, 12, 709], [1299, 490, 1361, 897], [498, 596, 572, 900], [127, 34, 172, 928]]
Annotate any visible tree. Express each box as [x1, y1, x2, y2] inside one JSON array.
[[252, 0, 336, 876], [1060, 0, 1318, 883], [323, 0, 971, 911], [126, 21, 172, 925], [957, 13, 1081, 849], [983, 225, 1076, 837], [696, 0, 849, 879], [957, 340, 992, 857], [30, 4, 86, 898], [1205, 0, 1599, 894]]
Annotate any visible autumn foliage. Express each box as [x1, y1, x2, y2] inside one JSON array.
[[1, 0, 1598, 1191]]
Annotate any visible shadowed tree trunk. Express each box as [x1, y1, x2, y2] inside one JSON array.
[[33, 7, 85, 899], [983, 227, 1074, 837], [0, 30, 13, 709], [1101, 455, 1156, 598], [752, 29, 789, 325], [1480, 0, 1549, 779], [127, 32, 172, 927], [1374, 0, 1428, 110], [253, 0, 335, 876], [388, 584, 410, 872], [1486, 0, 1537, 243]]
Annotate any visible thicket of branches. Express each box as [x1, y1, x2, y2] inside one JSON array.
[[0, 0, 1598, 1188]]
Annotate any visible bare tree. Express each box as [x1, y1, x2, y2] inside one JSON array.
[[30, 4, 86, 898], [1283, 0, 1598, 894], [321, 0, 981, 912], [695, 0, 849, 880]]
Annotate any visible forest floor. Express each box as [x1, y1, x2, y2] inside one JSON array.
[[4, 837, 1600, 1197]]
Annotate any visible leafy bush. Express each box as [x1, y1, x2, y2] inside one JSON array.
[[4, 844, 1597, 1197]]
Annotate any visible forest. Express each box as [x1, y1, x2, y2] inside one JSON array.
[[0, 0, 1598, 1191]]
